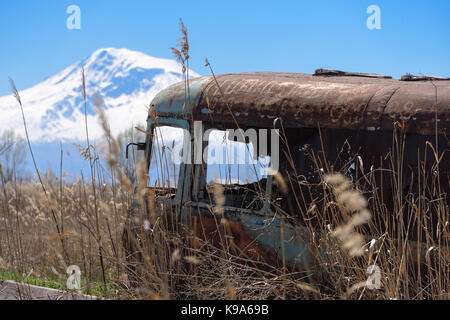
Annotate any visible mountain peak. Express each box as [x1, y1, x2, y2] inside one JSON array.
[[0, 48, 200, 142], [84, 47, 192, 75]]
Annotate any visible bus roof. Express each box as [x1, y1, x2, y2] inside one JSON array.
[[150, 72, 450, 135]]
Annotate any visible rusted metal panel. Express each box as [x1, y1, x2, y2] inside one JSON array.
[[314, 68, 392, 79], [151, 72, 450, 135], [187, 205, 327, 273], [150, 76, 213, 119], [383, 82, 450, 134], [401, 74, 450, 81]]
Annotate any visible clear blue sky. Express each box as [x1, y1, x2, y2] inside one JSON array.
[[1, 0, 449, 96]]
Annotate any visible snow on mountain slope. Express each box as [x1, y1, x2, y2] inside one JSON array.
[[0, 48, 199, 142]]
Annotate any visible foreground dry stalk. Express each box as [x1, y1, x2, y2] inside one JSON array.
[[325, 173, 371, 257]]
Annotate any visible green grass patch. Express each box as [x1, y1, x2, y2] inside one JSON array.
[[0, 269, 116, 297]]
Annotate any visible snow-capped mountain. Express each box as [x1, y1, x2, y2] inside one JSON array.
[[0, 47, 199, 142]]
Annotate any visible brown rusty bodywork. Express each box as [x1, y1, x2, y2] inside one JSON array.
[[154, 72, 449, 135], [125, 71, 450, 276]]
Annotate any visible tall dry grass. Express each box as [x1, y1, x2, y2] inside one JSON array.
[[1, 123, 447, 299]]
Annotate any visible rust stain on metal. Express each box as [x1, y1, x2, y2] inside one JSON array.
[[153, 72, 450, 135], [191, 216, 279, 266]]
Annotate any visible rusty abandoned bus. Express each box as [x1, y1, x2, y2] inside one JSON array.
[[123, 70, 449, 285]]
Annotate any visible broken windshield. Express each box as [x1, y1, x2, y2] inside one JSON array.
[[147, 126, 185, 188]]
